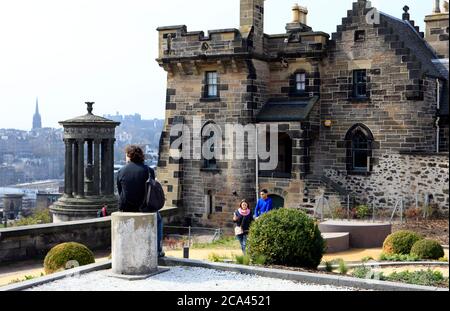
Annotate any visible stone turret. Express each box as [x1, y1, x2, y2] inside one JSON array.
[[425, 0, 449, 58]]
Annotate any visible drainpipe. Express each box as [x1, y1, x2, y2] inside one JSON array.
[[436, 117, 441, 153], [436, 79, 441, 153]]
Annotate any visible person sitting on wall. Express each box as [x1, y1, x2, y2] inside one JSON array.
[[117, 145, 164, 257], [253, 189, 273, 219]]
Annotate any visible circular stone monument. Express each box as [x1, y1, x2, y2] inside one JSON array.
[[50, 102, 120, 222]]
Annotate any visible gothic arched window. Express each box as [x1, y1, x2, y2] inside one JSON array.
[[201, 122, 219, 170], [345, 124, 374, 174]]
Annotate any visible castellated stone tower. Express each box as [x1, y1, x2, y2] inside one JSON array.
[[156, 0, 449, 228], [240, 0, 265, 55]]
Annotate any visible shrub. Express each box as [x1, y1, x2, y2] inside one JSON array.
[[382, 230, 423, 255], [252, 254, 267, 266], [323, 261, 334, 272], [207, 252, 231, 263], [234, 255, 251, 266], [351, 266, 381, 280], [355, 205, 371, 219], [337, 259, 348, 275], [13, 208, 52, 227], [44, 242, 95, 275], [379, 253, 420, 262], [247, 209, 325, 269], [410, 239, 444, 260], [385, 269, 447, 287]]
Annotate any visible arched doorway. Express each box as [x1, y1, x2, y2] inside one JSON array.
[[269, 194, 285, 209]]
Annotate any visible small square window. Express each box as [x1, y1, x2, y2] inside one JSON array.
[[354, 30, 366, 42]]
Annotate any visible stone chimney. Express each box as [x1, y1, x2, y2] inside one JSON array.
[[240, 0, 265, 54], [292, 3, 308, 25], [425, 0, 449, 58], [286, 3, 312, 33]]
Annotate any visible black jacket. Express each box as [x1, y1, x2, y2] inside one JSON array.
[[117, 162, 155, 213], [233, 210, 253, 234]]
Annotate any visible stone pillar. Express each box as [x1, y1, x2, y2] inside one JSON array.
[[93, 139, 101, 195], [111, 212, 158, 278], [101, 140, 107, 195], [108, 139, 115, 195], [77, 139, 85, 198], [64, 139, 73, 197], [85, 140, 94, 196], [73, 141, 79, 196]]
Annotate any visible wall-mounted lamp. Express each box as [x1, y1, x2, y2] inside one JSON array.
[[324, 120, 332, 127]]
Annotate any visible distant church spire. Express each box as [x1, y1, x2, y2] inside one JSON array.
[[32, 97, 42, 130]]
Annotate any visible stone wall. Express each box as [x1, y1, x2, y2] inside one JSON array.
[[0, 217, 111, 264], [324, 153, 449, 210], [311, 0, 440, 176]]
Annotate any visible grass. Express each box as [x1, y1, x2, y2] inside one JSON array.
[[207, 252, 233, 263], [192, 236, 240, 250], [8, 273, 44, 285]]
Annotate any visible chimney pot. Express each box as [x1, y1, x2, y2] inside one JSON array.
[[434, 0, 442, 13]]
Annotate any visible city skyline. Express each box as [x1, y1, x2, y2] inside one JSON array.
[[0, 0, 431, 130]]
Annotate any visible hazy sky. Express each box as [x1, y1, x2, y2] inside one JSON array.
[[0, 0, 432, 130]]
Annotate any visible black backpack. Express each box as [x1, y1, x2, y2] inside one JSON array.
[[140, 170, 166, 213]]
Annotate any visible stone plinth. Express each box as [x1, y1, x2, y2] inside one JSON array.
[[322, 232, 350, 253], [111, 212, 159, 279], [319, 220, 392, 249]]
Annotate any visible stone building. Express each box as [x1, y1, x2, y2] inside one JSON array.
[[156, 0, 449, 228]]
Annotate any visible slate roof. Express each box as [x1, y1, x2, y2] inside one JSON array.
[[380, 12, 446, 79], [256, 97, 319, 122]]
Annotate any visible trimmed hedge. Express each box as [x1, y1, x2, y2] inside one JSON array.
[[382, 230, 423, 255], [247, 209, 325, 269], [44, 242, 95, 275], [410, 239, 445, 260]]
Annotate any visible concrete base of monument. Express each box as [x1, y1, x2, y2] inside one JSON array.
[[50, 195, 118, 223], [108, 267, 170, 281]]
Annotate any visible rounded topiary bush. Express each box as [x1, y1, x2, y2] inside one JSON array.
[[247, 209, 325, 269], [382, 230, 423, 255], [410, 239, 444, 260], [44, 242, 95, 275]]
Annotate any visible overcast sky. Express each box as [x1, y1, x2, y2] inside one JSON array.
[[0, 0, 432, 130]]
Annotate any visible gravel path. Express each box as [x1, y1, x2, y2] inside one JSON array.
[[27, 266, 356, 291]]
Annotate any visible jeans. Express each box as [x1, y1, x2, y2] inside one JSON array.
[[157, 211, 163, 254], [236, 234, 248, 254]]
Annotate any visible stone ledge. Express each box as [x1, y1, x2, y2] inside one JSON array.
[[159, 257, 449, 292], [2, 257, 448, 291], [0, 261, 112, 291]]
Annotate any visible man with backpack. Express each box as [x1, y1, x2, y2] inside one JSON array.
[[117, 145, 165, 257]]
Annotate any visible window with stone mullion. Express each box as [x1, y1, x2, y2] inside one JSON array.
[[206, 72, 218, 98], [353, 70, 368, 98], [295, 73, 306, 92]]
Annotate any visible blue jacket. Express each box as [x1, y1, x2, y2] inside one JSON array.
[[254, 197, 273, 218]]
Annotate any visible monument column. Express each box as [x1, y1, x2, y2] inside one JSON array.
[[77, 139, 85, 198], [108, 138, 115, 195], [93, 139, 101, 195], [85, 140, 94, 196], [73, 140, 79, 197], [64, 139, 73, 197], [101, 139, 107, 195]]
